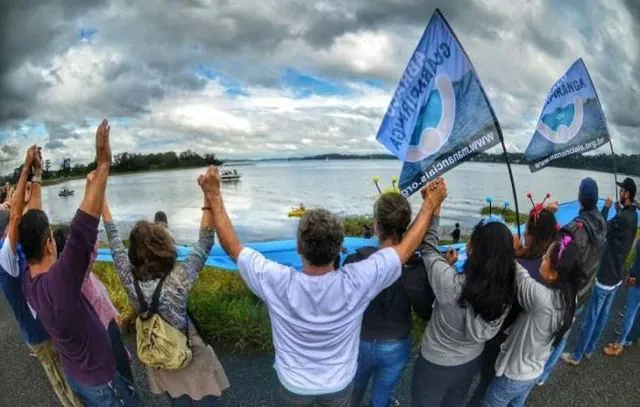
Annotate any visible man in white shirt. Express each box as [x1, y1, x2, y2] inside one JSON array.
[[199, 166, 447, 406]]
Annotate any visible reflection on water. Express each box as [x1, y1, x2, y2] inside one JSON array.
[[42, 160, 630, 244]]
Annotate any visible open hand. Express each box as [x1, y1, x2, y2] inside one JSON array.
[[24, 145, 38, 168], [33, 147, 43, 172], [198, 166, 220, 194], [95, 119, 112, 167]]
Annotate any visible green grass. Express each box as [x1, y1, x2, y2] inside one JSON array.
[[480, 206, 529, 225], [342, 215, 373, 237]]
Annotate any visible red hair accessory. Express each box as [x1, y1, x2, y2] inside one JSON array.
[[527, 192, 552, 224]]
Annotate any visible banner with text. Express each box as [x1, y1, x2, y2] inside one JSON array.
[[376, 9, 501, 197], [524, 58, 610, 172]]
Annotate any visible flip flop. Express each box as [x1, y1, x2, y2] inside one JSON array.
[[603, 343, 624, 356]]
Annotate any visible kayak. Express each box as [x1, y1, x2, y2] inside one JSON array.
[[95, 198, 640, 273], [287, 208, 306, 218]]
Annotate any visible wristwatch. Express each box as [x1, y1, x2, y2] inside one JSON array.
[[30, 175, 42, 183]]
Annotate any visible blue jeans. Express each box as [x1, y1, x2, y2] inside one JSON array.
[[353, 338, 411, 407], [483, 376, 537, 407], [538, 306, 584, 383], [572, 284, 619, 360], [411, 354, 482, 407], [67, 371, 142, 407], [630, 310, 640, 342], [618, 286, 640, 344]]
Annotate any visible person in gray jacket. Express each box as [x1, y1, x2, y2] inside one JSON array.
[[411, 186, 516, 407], [484, 233, 584, 406], [537, 177, 607, 383]]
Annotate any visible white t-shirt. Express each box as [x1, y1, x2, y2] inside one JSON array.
[[237, 246, 402, 395], [0, 238, 20, 278]]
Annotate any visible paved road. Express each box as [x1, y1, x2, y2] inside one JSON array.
[[1, 289, 638, 406]]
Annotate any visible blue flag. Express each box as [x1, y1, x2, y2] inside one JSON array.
[[376, 9, 501, 197], [524, 59, 609, 172]]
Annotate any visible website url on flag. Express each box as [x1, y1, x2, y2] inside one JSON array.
[[533, 137, 606, 170], [402, 131, 496, 196]]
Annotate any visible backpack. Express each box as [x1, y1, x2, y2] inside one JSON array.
[[343, 247, 435, 321], [133, 276, 193, 370]]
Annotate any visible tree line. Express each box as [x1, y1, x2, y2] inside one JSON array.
[[1, 150, 224, 184], [292, 152, 640, 176]]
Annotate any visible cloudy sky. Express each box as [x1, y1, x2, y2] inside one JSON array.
[[0, 0, 638, 172]]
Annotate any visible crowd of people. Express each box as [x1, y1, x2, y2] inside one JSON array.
[[0, 120, 639, 407]]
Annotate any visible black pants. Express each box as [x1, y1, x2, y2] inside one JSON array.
[[278, 382, 353, 407], [467, 339, 502, 406], [107, 319, 134, 384], [411, 354, 482, 407]]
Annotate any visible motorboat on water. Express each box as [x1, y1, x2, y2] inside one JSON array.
[[58, 187, 74, 197], [220, 169, 242, 182]]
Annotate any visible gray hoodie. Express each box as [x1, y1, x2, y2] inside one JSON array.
[[563, 208, 607, 307], [495, 263, 563, 381], [420, 217, 509, 366]]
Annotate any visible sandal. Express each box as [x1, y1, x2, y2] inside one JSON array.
[[603, 343, 624, 356]]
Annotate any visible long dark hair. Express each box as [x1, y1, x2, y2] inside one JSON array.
[[523, 208, 558, 259], [459, 221, 516, 322], [548, 233, 584, 346]]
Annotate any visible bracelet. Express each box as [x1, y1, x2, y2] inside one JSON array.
[[202, 206, 212, 211], [30, 176, 42, 183]]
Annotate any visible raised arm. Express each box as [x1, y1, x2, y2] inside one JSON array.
[[392, 178, 447, 264], [102, 198, 136, 304], [27, 148, 43, 211], [79, 119, 111, 219], [183, 175, 217, 285], [6, 146, 37, 251], [202, 167, 243, 261], [50, 121, 112, 295]]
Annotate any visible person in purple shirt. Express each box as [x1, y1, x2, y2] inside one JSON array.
[[20, 120, 141, 407], [0, 146, 82, 407]]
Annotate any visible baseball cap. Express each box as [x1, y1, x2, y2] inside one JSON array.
[[579, 178, 599, 210], [617, 177, 637, 200]]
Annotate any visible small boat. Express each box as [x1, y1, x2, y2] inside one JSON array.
[[220, 169, 242, 182], [58, 187, 74, 197], [288, 207, 306, 218]]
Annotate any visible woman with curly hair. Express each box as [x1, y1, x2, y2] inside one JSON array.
[[102, 172, 229, 406]]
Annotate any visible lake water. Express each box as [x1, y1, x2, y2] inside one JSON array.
[[41, 160, 631, 244]]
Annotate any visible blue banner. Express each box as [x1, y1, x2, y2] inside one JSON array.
[[376, 9, 501, 197], [524, 59, 610, 172]]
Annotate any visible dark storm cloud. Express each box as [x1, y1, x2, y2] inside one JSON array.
[[0, 0, 639, 158]]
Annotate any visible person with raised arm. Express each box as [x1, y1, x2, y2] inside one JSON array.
[[0, 146, 82, 407], [561, 178, 638, 368], [411, 188, 517, 407], [205, 165, 446, 406], [102, 167, 229, 406], [20, 120, 142, 406]]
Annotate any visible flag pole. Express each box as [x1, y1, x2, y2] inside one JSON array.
[[498, 131, 522, 237], [609, 140, 619, 202], [436, 9, 521, 237], [582, 58, 617, 202]]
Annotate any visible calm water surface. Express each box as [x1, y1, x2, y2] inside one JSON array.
[[41, 160, 632, 244]]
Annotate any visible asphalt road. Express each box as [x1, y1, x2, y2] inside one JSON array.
[[1, 288, 638, 406]]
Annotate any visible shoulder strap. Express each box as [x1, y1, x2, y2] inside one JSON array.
[[134, 275, 168, 314]]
